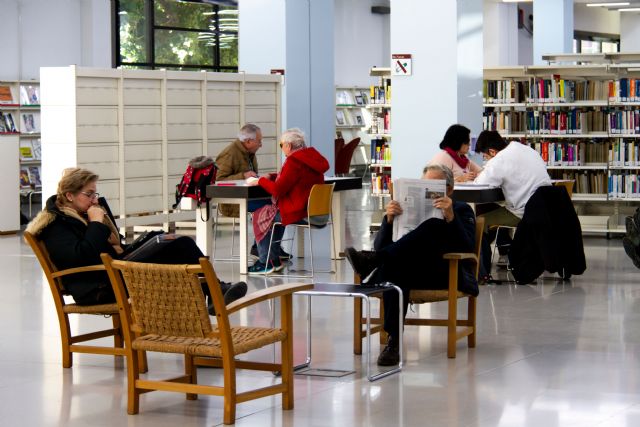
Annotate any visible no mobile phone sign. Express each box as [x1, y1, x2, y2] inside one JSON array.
[[392, 54, 412, 76]]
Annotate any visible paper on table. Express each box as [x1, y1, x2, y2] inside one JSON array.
[[392, 178, 446, 241], [245, 177, 259, 185]]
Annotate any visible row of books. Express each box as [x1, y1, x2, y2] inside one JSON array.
[[20, 165, 41, 188], [483, 109, 607, 134], [483, 78, 609, 104], [369, 109, 390, 134], [335, 89, 369, 107], [609, 78, 640, 103], [609, 140, 640, 166], [609, 172, 640, 198], [19, 139, 41, 161], [0, 84, 40, 106], [549, 170, 607, 194], [369, 79, 391, 105], [608, 109, 640, 134], [371, 172, 391, 195], [336, 109, 365, 127], [370, 138, 391, 164], [0, 112, 40, 133]]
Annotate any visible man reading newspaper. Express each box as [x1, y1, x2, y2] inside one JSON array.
[[345, 164, 478, 366]]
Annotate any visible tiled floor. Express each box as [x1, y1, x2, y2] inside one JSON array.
[[3, 188, 640, 426]]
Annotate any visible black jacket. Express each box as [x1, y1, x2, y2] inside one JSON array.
[[374, 201, 479, 296], [28, 195, 118, 301], [509, 185, 586, 284]]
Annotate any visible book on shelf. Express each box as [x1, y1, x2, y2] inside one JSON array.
[[19, 141, 34, 160], [354, 94, 365, 106], [27, 165, 41, 187], [370, 137, 391, 164], [353, 110, 365, 126], [31, 138, 41, 160], [0, 85, 15, 105], [371, 172, 391, 195], [0, 111, 18, 133], [19, 168, 31, 188], [369, 78, 391, 105], [336, 110, 347, 126], [20, 85, 40, 105], [20, 112, 40, 133]]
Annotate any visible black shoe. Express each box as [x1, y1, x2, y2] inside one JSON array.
[[250, 243, 259, 257], [623, 237, 640, 269], [377, 337, 400, 366], [208, 281, 248, 315], [345, 247, 378, 280], [279, 246, 293, 260]]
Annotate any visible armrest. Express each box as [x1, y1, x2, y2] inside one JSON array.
[[51, 264, 105, 279], [443, 253, 477, 261], [226, 283, 314, 314]]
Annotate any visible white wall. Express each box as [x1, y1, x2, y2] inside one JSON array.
[[334, 0, 390, 87], [0, 0, 110, 81], [483, 2, 518, 66], [518, 3, 533, 65], [533, 0, 573, 64], [621, 13, 640, 52], [239, 0, 286, 73], [574, 4, 620, 35]]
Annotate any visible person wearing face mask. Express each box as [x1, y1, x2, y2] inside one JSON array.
[[428, 124, 482, 182], [26, 168, 247, 310]]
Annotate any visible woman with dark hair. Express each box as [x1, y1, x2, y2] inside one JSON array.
[[26, 168, 247, 310], [428, 124, 482, 182]]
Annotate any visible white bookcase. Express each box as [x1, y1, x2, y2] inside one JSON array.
[[41, 66, 282, 228], [484, 60, 640, 234]]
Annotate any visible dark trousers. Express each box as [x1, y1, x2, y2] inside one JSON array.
[[377, 219, 455, 341], [76, 236, 209, 305]]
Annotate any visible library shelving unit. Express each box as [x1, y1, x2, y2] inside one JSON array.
[[0, 79, 41, 231], [40, 66, 282, 229], [368, 67, 391, 197], [335, 86, 370, 174], [484, 58, 640, 234]]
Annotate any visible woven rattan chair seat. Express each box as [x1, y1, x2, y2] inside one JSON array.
[[409, 289, 469, 304], [62, 302, 119, 315], [132, 326, 286, 357]]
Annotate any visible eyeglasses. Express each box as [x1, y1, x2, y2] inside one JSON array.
[[80, 191, 100, 200], [279, 142, 284, 149]]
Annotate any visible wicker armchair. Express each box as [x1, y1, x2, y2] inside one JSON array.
[[24, 231, 126, 368], [101, 254, 312, 425], [353, 217, 484, 359]]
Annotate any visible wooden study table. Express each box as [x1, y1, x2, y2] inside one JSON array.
[[196, 176, 362, 274]]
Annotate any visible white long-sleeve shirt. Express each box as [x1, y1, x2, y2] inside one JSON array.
[[474, 141, 551, 217]]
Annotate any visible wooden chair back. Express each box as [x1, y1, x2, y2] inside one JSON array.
[[553, 180, 574, 199], [24, 231, 67, 301]]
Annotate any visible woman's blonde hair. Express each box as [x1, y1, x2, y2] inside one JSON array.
[[56, 168, 99, 205]]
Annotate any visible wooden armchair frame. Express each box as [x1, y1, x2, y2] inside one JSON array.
[[353, 217, 484, 359], [101, 254, 312, 425], [24, 231, 127, 368]]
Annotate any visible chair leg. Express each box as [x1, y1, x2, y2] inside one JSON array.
[[353, 298, 363, 355], [447, 263, 459, 359], [468, 296, 477, 348], [222, 360, 237, 425], [127, 347, 141, 415], [280, 295, 294, 411], [60, 314, 73, 368], [307, 226, 314, 277], [185, 355, 198, 400]]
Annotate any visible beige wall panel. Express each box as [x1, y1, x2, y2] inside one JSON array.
[[167, 80, 202, 106], [123, 79, 162, 106], [76, 77, 118, 106], [98, 179, 121, 216], [124, 177, 163, 214]]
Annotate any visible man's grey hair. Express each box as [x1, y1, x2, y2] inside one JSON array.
[[280, 128, 306, 150], [423, 164, 454, 188], [238, 123, 261, 142]]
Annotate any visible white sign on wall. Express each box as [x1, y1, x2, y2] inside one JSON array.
[[392, 54, 412, 76]]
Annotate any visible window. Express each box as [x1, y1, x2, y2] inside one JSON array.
[[114, 0, 238, 72]]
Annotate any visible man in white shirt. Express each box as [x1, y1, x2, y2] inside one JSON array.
[[473, 130, 551, 270]]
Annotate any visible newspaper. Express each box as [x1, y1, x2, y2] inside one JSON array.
[[392, 178, 447, 241]]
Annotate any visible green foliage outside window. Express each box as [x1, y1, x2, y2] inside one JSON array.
[[116, 0, 238, 72]]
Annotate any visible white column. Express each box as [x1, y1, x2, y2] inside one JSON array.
[[80, 0, 112, 68], [533, 0, 573, 65], [390, 0, 483, 179], [239, 0, 335, 172], [483, 2, 518, 67], [621, 13, 640, 52]]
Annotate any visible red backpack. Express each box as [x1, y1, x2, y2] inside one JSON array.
[[173, 156, 217, 220]]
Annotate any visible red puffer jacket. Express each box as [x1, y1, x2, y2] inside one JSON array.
[[258, 147, 329, 225]]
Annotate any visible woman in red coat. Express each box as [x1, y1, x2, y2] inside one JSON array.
[[248, 128, 329, 274]]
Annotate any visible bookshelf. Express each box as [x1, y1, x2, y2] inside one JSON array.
[[367, 67, 391, 196], [0, 79, 40, 230], [335, 86, 370, 175], [40, 66, 282, 229], [483, 62, 640, 234]]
